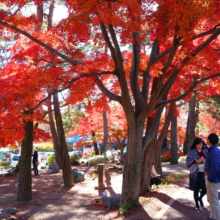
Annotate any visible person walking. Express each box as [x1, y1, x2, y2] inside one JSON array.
[[32, 149, 38, 176], [186, 137, 208, 211], [205, 133, 220, 220]]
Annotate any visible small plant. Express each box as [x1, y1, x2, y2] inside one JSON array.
[[40, 165, 46, 169], [118, 202, 139, 215], [140, 197, 150, 204]]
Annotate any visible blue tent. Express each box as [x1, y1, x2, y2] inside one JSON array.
[[66, 135, 93, 144], [66, 135, 79, 144]]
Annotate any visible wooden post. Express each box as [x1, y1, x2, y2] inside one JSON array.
[[95, 163, 108, 190]]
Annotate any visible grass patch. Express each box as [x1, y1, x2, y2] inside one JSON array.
[[118, 202, 139, 215], [164, 173, 185, 182]]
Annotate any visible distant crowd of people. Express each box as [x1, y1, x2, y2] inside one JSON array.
[[186, 133, 220, 220]]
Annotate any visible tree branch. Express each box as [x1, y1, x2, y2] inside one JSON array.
[[107, 24, 123, 67], [130, 32, 144, 112], [96, 77, 122, 103], [0, 20, 80, 66], [156, 72, 220, 109], [100, 22, 118, 69], [142, 37, 159, 102]]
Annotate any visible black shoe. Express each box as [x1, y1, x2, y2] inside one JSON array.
[[199, 198, 204, 207], [196, 204, 200, 211]]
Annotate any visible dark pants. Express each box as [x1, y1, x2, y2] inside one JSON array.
[[33, 163, 38, 175]]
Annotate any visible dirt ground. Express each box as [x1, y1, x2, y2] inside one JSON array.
[[0, 162, 189, 220]]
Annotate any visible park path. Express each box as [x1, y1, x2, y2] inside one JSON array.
[[152, 162, 216, 220], [1, 161, 217, 220]]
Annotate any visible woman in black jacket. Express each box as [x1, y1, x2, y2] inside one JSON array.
[[32, 150, 38, 176], [186, 137, 208, 211]]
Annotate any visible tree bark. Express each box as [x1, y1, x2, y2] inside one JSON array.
[[170, 109, 178, 164], [53, 91, 74, 187], [48, 96, 63, 169], [17, 119, 33, 201], [154, 149, 162, 176], [121, 124, 144, 207], [183, 96, 197, 155], [92, 131, 99, 155], [102, 110, 108, 158], [139, 137, 156, 196]]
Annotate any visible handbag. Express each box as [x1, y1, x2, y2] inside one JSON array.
[[198, 163, 205, 172], [36, 160, 39, 166]]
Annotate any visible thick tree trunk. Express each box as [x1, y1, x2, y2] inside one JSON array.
[[48, 96, 63, 169], [121, 124, 144, 207], [154, 149, 162, 176], [170, 112, 178, 164], [53, 92, 74, 187], [102, 110, 108, 158], [183, 96, 197, 155], [139, 138, 156, 196], [17, 119, 33, 201], [92, 131, 99, 155]]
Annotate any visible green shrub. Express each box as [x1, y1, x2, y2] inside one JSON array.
[[0, 162, 11, 170], [70, 154, 82, 165], [47, 153, 55, 165], [87, 155, 109, 167], [83, 153, 89, 158], [67, 143, 73, 151], [178, 156, 186, 162], [90, 151, 96, 157], [37, 142, 54, 151]]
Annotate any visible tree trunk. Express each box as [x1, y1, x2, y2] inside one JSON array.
[[154, 149, 162, 176], [170, 111, 178, 164], [48, 96, 63, 169], [17, 119, 33, 201], [121, 124, 144, 207], [117, 136, 126, 164], [183, 96, 197, 155], [53, 91, 74, 187], [92, 131, 99, 155], [102, 110, 108, 158], [139, 138, 156, 196]]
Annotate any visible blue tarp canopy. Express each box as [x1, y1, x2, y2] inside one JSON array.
[[66, 135, 92, 144], [66, 135, 79, 144]]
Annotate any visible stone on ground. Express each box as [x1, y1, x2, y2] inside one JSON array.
[[5, 207, 17, 215], [150, 177, 163, 187], [104, 194, 121, 209], [0, 209, 9, 220], [48, 163, 59, 174], [72, 168, 85, 182]]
